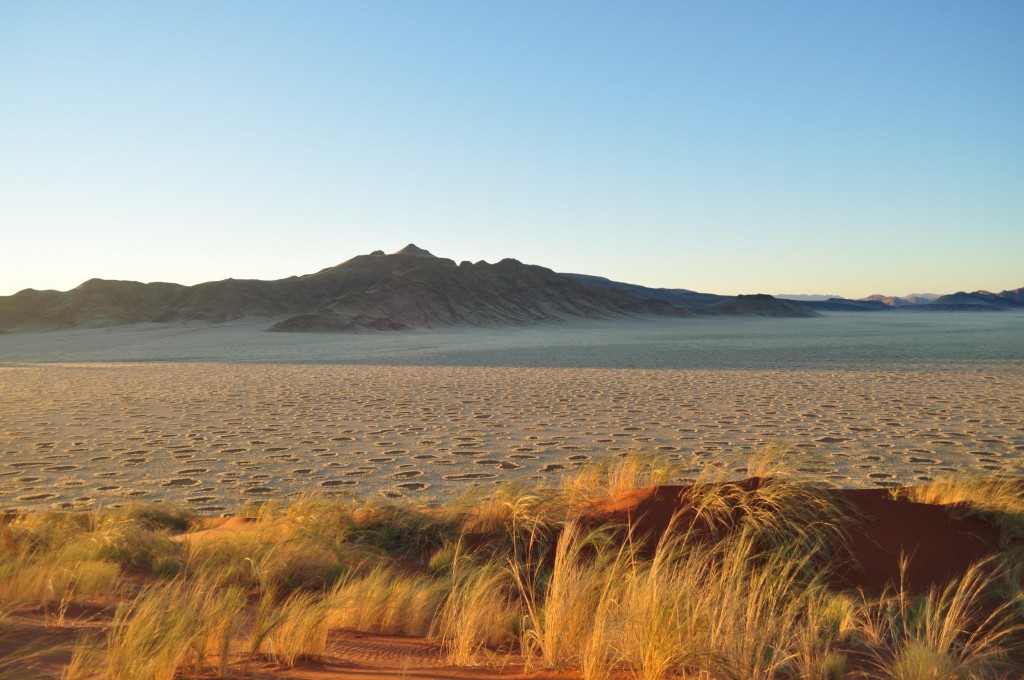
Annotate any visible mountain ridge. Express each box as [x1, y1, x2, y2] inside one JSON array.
[[2, 247, 1019, 333], [1, 246, 697, 333]]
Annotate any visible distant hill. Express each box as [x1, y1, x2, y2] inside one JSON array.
[[856, 293, 944, 307], [698, 294, 819, 318], [797, 298, 892, 312], [776, 294, 843, 302], [999, 287, 1024, 305]]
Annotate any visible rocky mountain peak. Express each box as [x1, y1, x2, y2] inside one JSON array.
[[392, 244, 436, 258]]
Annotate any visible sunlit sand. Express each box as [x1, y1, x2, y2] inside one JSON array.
[[2, 357, 1021, 513]]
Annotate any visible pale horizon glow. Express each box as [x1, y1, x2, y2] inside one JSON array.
[[1, 2, 1022, 300]]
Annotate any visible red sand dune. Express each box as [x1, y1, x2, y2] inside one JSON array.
[[586, 479, 1002, 593]]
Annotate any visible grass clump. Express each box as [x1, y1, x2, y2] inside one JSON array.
[[105, 580, 202, 680], [435, 559, 519, 665], [327, 564, 444, 635], [265, 591, 330, 666], [511, 519, 621, 669], [864, 559, 1022, 680]]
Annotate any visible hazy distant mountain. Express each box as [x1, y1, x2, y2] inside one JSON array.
[[857, 294, 949, 307], [903, 293, 941, 304], [925, 290, 1023, 311], [776, 294, 843, 302], [699, 294, 818, 317], [859, 294, 914, 308], [18, 280, 190, 330], [999, 287, 1024, 304], [0, 245, 690, 333], [796, 289, 1023, 312]]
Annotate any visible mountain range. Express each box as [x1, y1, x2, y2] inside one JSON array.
[[0, 245, 693, 333], [791, 290, 1024, 312], [566, 276, 1023, 313], [0, 245, 1019, 333]]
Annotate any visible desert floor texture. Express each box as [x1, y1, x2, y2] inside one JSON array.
[[2, 361, 1022, 513]]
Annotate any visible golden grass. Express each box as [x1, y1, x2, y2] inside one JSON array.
[[0, 554, 121, 619], [902, 475, 1024, 512], [455, 481, 565, 535], [0, 446, 1020, 679], [62, 638, 106, 680], [901, 474, 1024, 548], [561, 450, 680, 504], [574, 526, 827, 680], [105, 580, 202, 680]]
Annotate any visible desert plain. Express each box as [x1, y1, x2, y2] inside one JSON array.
[[1, 313, 1023, 514]]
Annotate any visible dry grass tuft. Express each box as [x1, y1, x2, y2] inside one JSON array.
[[265, 591, 330, 666], [435, 556, 519, 665], [864, 558, 1022, 680], [327, 564, 444, 636], [562, 451, 681, 504]]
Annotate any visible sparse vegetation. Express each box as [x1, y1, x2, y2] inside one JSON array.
[[0, 450, 1020, 679]]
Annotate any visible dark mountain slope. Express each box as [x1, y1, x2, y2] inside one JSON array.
[[0, 289, 62, 330], [270, 257, 692, 331], [563, 274, 726, 309], [563, 275, 815, 317]]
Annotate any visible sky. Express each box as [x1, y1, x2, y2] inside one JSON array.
[[1, 1, 1022, 299]]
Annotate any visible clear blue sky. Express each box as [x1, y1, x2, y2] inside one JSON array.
[[1, 1, 1021, 298]]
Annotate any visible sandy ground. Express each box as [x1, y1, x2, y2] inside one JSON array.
[[2, 361, 1022, 513]]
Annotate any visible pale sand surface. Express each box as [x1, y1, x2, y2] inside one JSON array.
[[2, 361, 1022, 513], [2, 314, 1021, 513]]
